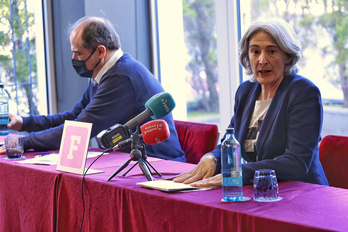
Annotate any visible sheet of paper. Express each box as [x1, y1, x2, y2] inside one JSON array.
[[83, 168, 104, 175], [14, 151, 105, 165], [15, 153, 59, 165], [87, 151, 104, 158], [137, 180, 214, 193]]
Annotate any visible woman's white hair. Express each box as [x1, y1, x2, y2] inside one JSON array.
[[239, 17, 301, 77]]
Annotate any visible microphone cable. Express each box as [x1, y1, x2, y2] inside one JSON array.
[[79, 149, 108, 232]]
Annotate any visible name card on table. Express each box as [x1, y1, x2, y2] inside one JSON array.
[[56, 120, 103, 175]]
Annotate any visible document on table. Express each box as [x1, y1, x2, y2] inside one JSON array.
[[137, 180, 215, 193], [14, 151, 105, 165]]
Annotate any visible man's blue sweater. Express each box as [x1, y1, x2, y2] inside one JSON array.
[[21, 53, 186, 161]]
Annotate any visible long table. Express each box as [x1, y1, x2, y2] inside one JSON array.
[[1, 150, 348, 232]]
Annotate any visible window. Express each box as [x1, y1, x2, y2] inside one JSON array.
[[178, 0, 241, 131], [181, 0, 220, 124], [0, 0, 47, 117], [153, 0, 242, 132], [154, 0, 227, 131]]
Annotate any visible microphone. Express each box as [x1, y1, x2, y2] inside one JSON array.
[[140, 119, 170, 145], [124, 92, 175, 130], [106, 119, 170, 152], [97, 92, 175, 149]]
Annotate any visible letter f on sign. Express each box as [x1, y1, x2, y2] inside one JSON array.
[[67, 135, 81, 159]]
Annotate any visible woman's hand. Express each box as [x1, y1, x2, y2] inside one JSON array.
[[7, 113, 23, 131], [173, 154, 217, 184], [190, 173, 222, 187]]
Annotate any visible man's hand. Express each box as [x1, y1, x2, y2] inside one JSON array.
[[7, 113, 23, 131], [0, 145, 6, 154], [173, 154, 217, 184]]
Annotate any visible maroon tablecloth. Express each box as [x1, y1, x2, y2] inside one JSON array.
[[0, 151, 61, 232], [1, 150, 348, 232], [56, 151, 348, 232]]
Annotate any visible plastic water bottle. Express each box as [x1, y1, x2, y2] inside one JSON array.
[[0, 84, 9, 136], [221, 127, 243, 201]]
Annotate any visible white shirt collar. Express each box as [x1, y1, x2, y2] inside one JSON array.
[[92, 49, 124, 85]]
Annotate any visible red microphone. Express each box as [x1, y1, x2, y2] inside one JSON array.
[[108, 119, 170, 151], [140, 119, 170, 145]]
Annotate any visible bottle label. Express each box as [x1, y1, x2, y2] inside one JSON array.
[[0, 99, 9, 126], [223, 176, 242, 187]]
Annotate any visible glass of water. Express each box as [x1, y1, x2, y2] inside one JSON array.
[[253, 169, 282, 202], [5, 134, 24, 159]]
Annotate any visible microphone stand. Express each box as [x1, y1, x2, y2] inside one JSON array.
[[107, 126, 162, 181]]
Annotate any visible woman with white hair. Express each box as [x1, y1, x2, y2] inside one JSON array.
[[174, 17, 329, 186]]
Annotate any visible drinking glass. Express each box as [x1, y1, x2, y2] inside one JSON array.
[[253, 169, 282, 202], [5, 134, 24, 159]]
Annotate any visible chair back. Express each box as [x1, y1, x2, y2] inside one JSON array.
[[174, 120, 219, 164], [319, 135, 348, 189]]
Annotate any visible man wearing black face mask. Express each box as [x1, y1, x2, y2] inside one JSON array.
[[0, 16, 186, 162], [72, 46, 101, 77]]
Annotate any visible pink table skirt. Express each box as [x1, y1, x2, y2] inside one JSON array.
[[0, 151, 61, 232], [1, 150, 348, 232], [57, 151, 348, 232]]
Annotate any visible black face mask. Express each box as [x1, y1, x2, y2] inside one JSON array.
[[72, 47, 101, 78]]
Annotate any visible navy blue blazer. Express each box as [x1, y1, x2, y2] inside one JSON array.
[[212, 73, 329, 185]]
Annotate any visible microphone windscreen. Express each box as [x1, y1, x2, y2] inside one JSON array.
[[145, 92, 175, 119], [140, 119, 170, 145]]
